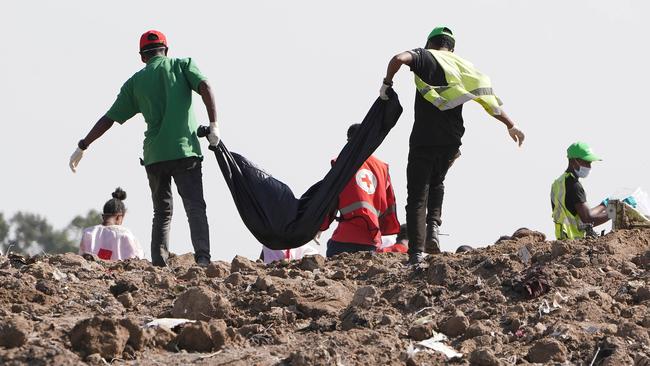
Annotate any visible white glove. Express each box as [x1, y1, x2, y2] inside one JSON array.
[[508, 125, 525, 147], [207, 122, 221, 146], [379, 79, 392, 100], [69, 147, 84, 173]]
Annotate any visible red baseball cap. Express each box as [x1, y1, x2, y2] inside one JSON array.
[[139, 30, 167, 51]]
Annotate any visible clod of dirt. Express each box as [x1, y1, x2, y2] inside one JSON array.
[[176, 319, 229, 352], [298, 255, 325, 271], [616, 321, 650, 344], [350, 286, 378, 309], [171, 286, 231, 320], [635, 286, 650, 302], [469, 347, 502, 366], [0, 315, 32, 348], [551, 241, 570, 258], [526, 338, 567, 363], [254, 276, 273, 291], [466, 321, 491, 339], [206, 261, 230, 278], [439, 310, 469, 338], [168, 253, 196, 269], [427, 262, 455, 285], [176, 321, 213, 352], [231, 255, 258, 273], [110, 279, 138, 297], [148, 326, 177, 350], [408, 323, 434, 341], [117, 292, 135, 308], [69, 316, 130, 359], [224, 272, 244, 286]]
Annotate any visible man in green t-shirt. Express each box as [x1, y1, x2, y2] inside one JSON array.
[[69, 30, 221, 267]]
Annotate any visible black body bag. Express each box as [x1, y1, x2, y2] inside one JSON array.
[[199, 90, 402, 249]]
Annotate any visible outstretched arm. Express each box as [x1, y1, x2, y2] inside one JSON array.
[[492, 109, 525, 147], [81, 115, 115, 148], [69, 115, 115, 172], [383, 51, 413, 84]]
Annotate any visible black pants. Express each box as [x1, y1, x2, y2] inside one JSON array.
[[145, 157, 210, 266], [326, 239, 375, 258], [406, 146, 459, 254]]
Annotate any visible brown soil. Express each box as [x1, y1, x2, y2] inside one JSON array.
[[0, 229, 649, 365]]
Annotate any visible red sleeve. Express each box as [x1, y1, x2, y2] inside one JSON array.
[[379, 169, 400, 235]]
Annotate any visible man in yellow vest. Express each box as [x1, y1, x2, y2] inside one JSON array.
[[551, 142, 609, 239], [379, 26, 525, 266]]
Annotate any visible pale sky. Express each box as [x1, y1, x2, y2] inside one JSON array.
[[1, 0, 648, 261]]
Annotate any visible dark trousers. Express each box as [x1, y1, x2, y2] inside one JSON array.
[[326, 239, 375, 258], [406, 146, 459, 254], [145, 157, 210, 266]]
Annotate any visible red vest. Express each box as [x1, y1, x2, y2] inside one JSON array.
[[322, 155, 400, 246]]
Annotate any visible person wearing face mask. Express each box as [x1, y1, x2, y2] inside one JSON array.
[[551, 142, 610, 240]]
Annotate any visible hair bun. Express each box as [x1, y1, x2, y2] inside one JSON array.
[[112, 187, 127, 201]]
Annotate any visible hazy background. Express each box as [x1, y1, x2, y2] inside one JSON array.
[[1, 0, 648, 260]]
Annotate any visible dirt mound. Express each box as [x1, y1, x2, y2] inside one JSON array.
[[0, 228, 649, 364]]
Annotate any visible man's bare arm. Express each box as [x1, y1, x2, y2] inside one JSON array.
[[576, 202, 609, 227], [383, 51, 413, 84], [81, 115, 115, 147], [198, 81, 217, 123]]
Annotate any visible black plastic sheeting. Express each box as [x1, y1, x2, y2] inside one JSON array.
[[199, 89, 402, 250]]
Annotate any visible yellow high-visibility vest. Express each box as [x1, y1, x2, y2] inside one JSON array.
[[414, 49, 502, 116], [551, 172, 586, 240]]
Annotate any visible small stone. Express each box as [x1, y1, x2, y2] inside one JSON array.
[[502, 313, 523, 334], [408, 323, 433, 341], [350, 286, 378, 309], [331, 270, 346, 280], [635, 286, 650, 302], [470, 310, 489, 320], [526, 338, 567, 363], [117, 293, 135, 308], [440, 311, 469, 338], [206, 261, 230, 278], [224, 272, 243, 286], [230, 255, 257, 273], [109, 279, 138, 297], [254, 276, 273, 291], [298, 255, 326, 271], [466, 321, 491, 339], [469, 348, 502, 366], [85, 353, 104, 363]]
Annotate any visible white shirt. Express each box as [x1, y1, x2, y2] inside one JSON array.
[[79, 225, 144, 260], [262, 244, 319, 264]]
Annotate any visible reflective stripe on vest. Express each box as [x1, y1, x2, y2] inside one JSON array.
[[551, 172, 586, 240], [414, 49, 503, 116], [339, 201, 381, 217], [339, 201, 395, 219]]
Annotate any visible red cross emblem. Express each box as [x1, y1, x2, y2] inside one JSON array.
[[355, 169, 377, 194]]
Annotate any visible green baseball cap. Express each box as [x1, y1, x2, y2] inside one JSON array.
[[567, 142, 602, 162], [427, 26, 454, 41]]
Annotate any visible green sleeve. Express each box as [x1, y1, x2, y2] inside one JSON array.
[[106, 78, 139, 124], [181, 58, 208, 92]]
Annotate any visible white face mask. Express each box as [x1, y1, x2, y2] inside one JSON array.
[[575, 165, 591, 178]]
